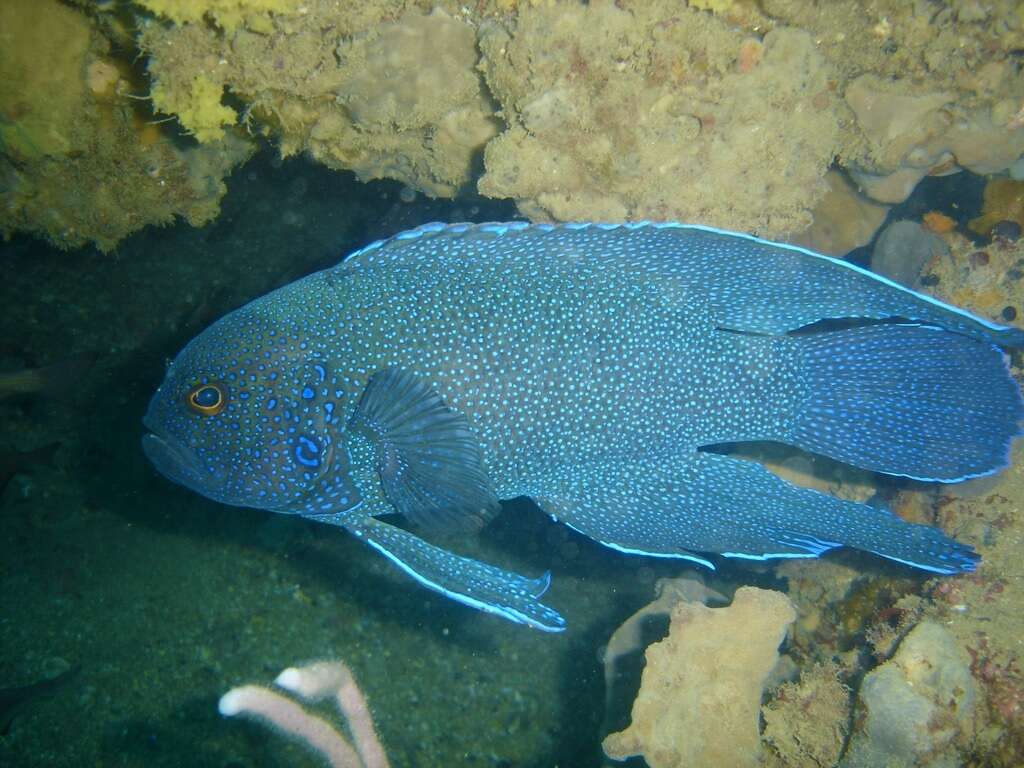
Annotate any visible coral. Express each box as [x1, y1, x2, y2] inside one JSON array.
[[602, 587, 796, 768], [862, 591, 925, 662], [601, 575, 725, 707], [847, 93, 1024, 204], [911, 446, 1024, 764], [0, 0, 254, 251], [778, 558, 859, 658], [151, 74, 237, 143], [762, 661, 850, 767], [6, 0, 1023, 257], [843, 621, 978, 767], [220, 660, 389, 768], [843, 76, 957, 203], [777, 555, 922, 669], [136, 0, 298, 33], [772, 465, 929, 666], [793, 422, 1024, 766], [130, 0, 1024, 242], [306, 7, 498, 196]]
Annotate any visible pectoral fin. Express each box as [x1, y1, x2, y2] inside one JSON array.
[[350, 367, 499, 533], [344, 516, 565, 632]]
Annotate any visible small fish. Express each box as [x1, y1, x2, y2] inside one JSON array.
[[143, 222, 1024, 631], [0, 352, 96, 402]]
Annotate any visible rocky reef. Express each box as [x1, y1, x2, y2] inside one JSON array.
[[3, 0, 1023, 250]]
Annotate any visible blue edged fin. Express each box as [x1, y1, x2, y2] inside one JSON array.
[[350, 367, 499, 533], [790, 324, 1024, 481], [343, 516, 565, 632], [528, 450, 977, 575]]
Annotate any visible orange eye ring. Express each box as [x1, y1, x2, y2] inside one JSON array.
[[187, 383, 226, 415]]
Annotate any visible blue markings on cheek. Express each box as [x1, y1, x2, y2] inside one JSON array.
[[313, 364, 326, 383], [295, 435, 321, 467], [302, 387, 315, 399], [267, 397, 277, 410]]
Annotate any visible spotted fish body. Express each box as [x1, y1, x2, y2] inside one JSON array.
[[144, 222, 1024, 631]]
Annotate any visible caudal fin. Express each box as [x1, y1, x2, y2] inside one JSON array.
[[791, 324, 1023, 481]]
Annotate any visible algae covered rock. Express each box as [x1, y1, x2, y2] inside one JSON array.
[[872, 220, 948, 287], [603, 586, 796, 768], [0, 0, 90, 162], [843, 621, 977, 767], [0, 0, 253, 251], [763, 661, 851, 768], [128, 0, 1024, 246], [135, 0, 300, 33], [308, 7, 499, 196], [791, 170, 889, 256], [478, 3, 842, 237], [141, 3, 498, 198]]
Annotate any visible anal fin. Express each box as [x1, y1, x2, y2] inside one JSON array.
[[529, 450, 977, 575]]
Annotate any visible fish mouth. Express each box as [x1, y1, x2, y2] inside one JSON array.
[[141, 429, 225, 497]]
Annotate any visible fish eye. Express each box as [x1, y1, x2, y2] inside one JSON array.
[[187, 383, 226, 415]]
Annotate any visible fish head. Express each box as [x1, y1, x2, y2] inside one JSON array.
[[143, 304, 356, 515]]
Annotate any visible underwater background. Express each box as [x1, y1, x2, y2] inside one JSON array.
[[3, 1, 1024, 767]]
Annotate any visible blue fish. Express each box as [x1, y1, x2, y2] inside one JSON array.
[[143, 222, 1024, 632]]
